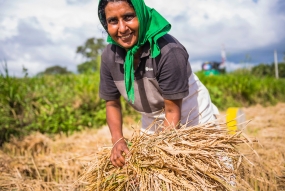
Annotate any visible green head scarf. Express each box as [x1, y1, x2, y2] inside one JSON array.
[[98, 0, 171, 103]]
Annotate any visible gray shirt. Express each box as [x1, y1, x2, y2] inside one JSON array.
[[100, 34, 191, 111], [100, 34, 218, 132]]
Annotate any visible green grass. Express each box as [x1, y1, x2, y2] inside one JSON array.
[[0, 69, 284, 145]]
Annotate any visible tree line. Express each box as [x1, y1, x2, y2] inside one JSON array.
[[38, 37, 285, 78], [38, 37, 106, 75]]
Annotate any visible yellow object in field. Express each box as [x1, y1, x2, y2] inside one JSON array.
[[226, 107, 246, 134]]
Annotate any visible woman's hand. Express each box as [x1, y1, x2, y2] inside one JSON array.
[[110, 138, 129, 167], [106, 99, 129, 167]]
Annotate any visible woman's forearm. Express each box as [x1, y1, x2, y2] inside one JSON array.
[[106, 99, 123, 143], [106, 99, 129, 167], [164, 99, 182, 128]]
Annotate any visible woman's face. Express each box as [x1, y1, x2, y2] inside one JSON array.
[[105, 1, 139, 50]]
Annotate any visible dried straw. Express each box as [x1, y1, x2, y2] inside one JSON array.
[[1, 105, 284, 191], [79, 121, 259, 191], [0, 132, 90, 191]]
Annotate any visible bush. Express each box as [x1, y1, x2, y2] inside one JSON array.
[[196, 72, 285, 110], [251, 63, 285, 78], [1, 68, 285, 145]]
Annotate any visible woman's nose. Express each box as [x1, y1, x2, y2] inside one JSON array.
[[118, 20, 128, 34]]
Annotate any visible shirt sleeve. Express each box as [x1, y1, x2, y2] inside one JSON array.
[[99, 59, 121, 100], [156, 47, 191, 100]]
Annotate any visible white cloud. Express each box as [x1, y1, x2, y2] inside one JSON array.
[[0, 0, 284, 76], [0, 0, 102, 76], [144, 0, 284, 58], [0, 17, 19, 40]]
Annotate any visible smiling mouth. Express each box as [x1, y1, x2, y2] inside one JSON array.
[[119, 33, 133, 41]]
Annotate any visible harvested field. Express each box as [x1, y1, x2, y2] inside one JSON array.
[[0, 103, 284, 190]]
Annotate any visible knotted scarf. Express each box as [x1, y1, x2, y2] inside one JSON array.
[[98, 0, 171, 103]]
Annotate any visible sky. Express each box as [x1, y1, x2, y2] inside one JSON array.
[[0, 0, 284, 77]]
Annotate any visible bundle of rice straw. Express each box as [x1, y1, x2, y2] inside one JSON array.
[[79, 121, 256, 191]]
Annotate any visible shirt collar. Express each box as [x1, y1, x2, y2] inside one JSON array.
[[115, 45, 125, 64], [114, 42, 150, 65], [141, 41, 150, 58]]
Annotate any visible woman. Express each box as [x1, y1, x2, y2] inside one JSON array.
[[98, 0, 219, 167]]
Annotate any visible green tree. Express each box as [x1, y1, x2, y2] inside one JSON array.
[[37, 65, 72, 75], [251, 63, 285, 78], [76, 37, 106, 73], [77, 60, 97, 74], [278, 62, 285, 78]]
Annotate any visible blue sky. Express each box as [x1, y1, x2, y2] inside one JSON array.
[[0, 0, 284, 76]]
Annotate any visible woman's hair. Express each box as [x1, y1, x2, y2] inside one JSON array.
[[98, 0, 134, 30]]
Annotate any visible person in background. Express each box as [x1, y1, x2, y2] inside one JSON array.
[[98, 0, 219, 168]]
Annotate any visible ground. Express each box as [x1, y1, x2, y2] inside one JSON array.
[[0, 103, 284, 190]]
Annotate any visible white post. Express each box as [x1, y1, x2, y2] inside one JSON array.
[[221, 44, 226, 72], [274, 50, 279, 79]]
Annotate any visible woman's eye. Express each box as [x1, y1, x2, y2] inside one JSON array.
[[108, 18, 118, 24], [124, 14, 135, 21]]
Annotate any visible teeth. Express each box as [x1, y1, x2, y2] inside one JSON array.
[[121, 33, 131, 40]]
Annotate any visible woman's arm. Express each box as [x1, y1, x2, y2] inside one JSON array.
[[106, 99, 129, 167], [164, 99, 182, 129]]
